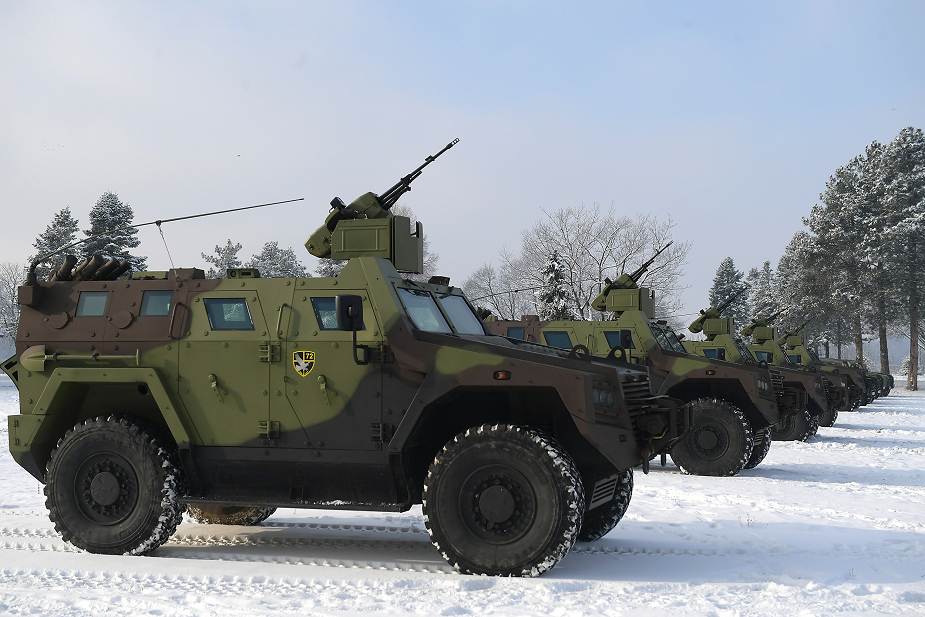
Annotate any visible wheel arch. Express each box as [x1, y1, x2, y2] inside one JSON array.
[[667, 378, 766, 427]]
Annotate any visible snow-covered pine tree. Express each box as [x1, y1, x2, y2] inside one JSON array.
[[537, 251, 574, 320], [314, 259, 346, 278], [82, 192, 147, 271], [708, 257, 749, 328], [899, 356, 911, 377], [745, 261, 777, 318], [248, 242, 308, 278], [30, 207, 80, 280], [201, 240, 243, 278], [872, 127, 925, 390]]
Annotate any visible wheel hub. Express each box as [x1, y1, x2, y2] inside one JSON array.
[[690, 422, 729, 460], [695, 429, 720, 450], [477, 485, 516, 524], [89, 471, 120, 506]]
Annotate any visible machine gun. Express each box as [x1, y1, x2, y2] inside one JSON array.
[[590, 242, 672, 312], [687, 284, 749, 334], [740, 306, 788, 337], [776, 317, 812, 347], [307, 139, 459, 260]]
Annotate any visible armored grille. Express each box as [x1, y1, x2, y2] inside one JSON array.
[[821, 377, 831, 397], [621, 375, 653, 414], [588, 475, 618, 510]]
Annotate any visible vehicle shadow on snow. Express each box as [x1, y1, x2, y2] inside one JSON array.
[[740, 463, 925, 488], [810, 434, 925, 450], [840, 422, 925, 433], [554, 521, 925, 584]]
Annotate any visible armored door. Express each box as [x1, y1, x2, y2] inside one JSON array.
[[275, 290, 384, 451], [178, 290, 271, 447]]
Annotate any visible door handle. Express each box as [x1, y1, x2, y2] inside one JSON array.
[[208, 373, 224, 402], [276, 303, 291, 339]]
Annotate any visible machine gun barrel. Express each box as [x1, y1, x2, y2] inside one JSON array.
[[627, 241, 673, 283], [776, 317, 812, 345], [378, 138, 459, 210], [715, 284, 749, 314]]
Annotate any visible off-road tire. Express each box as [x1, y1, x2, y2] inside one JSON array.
[[578, 469, 633, 542], [771, 408, 816, 442], [669, 398, 754, 477], [744, 427, 772, 470], [423, 424, 585, 576], [45, 416, 182, 555], [187, 505, 277, 526], [818, 405, 838, 427]]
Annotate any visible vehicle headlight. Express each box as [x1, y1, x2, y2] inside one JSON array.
[[592, 385, 617, 408], [757, 377, 770, 392]]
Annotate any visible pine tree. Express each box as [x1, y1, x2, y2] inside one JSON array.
[[708, 257, 749, 328], [201, 240, 243, 278], [899, 356, 911, 377], [537, 251, 574, 320], [745, 261, 777, 318], [83, 192, 147, 271], [248, 242, 308, 278], [29, 207, 81, 280]]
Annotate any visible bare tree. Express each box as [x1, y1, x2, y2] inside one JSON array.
[[0, 262, 27, 344], [463, 250, 537, 320]]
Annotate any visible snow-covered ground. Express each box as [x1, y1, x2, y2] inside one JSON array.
[[1, 376, 924, 617]]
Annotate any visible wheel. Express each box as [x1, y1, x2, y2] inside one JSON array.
[[771, 408, 816, 442], [743, 427, 771, 470], [669, 398, 754, 477], [818, 404, 838, 427], [423, 424, 585, 576], [578, 469, 633, 542], [187, 505, 277, 526], [45, 416, 182, 555], [808, 413, 820, 437]]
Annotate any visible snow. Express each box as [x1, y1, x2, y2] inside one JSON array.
[[1, 377, 924, 616]]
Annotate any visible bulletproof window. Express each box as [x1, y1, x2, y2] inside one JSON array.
[[397, 288, 451, 333], [755, 350, 774, 364], [436, 293, 485, 335], [702, 348, 726, 360], [506, 326, 525, 340], [543, 331, 573, 349], [140, 290, 173, 316], [604, 330, 634, 350], [788, 354, 803, 365], [76, 291, 109, 317], [311, 297, 340, 330], [203, 298, 254, 331]]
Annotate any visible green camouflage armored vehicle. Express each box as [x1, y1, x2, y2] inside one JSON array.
[[781, 334, 870, 410], [741, 315, 844, 428], [486, 249, 782, 477], [3, 141, 688, 577], [683, 302, 831, 440]]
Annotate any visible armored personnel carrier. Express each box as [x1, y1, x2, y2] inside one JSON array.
[[741, 315, 844, 427], [485, 249, 782, 477], [683, 302, 832, 439], [3, 141, 688, 577], [781, 334, 871, 410]]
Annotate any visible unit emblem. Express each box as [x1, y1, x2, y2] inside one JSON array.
[[292, 350, 316, 377]]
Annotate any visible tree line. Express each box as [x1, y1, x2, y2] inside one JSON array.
[[706, 127, 925, 390]]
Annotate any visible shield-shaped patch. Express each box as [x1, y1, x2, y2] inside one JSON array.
[[292, 350, 316, 377]]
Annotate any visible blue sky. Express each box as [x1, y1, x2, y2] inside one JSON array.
[[1, 1, 923, 315]]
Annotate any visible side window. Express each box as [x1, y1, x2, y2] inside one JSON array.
[[203, 298, 254, 331], [76, 291, 109, 317], [140, 290, 173, 316], [604, 330, 634, 349], [702, 348, 726, 360], [755, 351, 773, 364], [311, 297, 340, 330], [788, 354, 803, 365], [543, 331, 573, 349], [506, 326, 525, 340]]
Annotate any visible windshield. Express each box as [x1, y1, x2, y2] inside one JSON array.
[[397, 288, 451, 333], [649, 322, 687, 353], [436, 293, 485, 335], [808, 348, 821, 362]]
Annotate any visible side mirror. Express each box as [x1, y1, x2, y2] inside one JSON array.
[[336, 295, 365, 331]]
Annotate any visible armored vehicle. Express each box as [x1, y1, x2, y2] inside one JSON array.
[[781, 334, 871, 410], [683, 303, 831, 440], [3, 141, 688, 577], [741, 315, 844, 428], [486, 249, 781, 477]]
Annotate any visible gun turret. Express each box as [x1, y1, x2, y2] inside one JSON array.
[[776, 317, 812, 347], [688, 285, 749, 334], [305, 139, 459, 273], [740, 306, 787, 337], [590, 243, 672, 312]]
